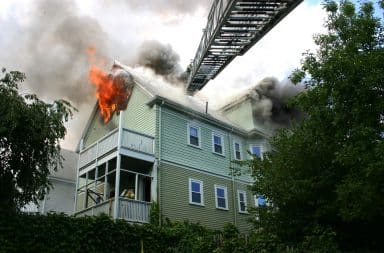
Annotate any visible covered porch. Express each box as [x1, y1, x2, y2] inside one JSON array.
[[75, 154, 155, 223]]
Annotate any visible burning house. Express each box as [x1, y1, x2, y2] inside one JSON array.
[[74, 61, 272, 232]]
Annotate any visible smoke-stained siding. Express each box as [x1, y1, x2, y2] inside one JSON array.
[[159, 162, 253, 233], [122, 87, 155, 136]]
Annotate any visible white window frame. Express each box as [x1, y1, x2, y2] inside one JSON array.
[[189, 178, 204, 206], [237, 190, 248, 213], [233, 140, 242, 160], [249, 144, 263, 159], [187, 124, 201, 148], [214, 185, 228, 210], [212, 132, 225, 155]]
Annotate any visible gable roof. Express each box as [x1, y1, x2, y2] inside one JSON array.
[[77, 61, 271, 149]]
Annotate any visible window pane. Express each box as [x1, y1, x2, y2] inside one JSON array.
[[192, 192, 201, 203], [251, 146, 261, 157], [240, 202, 246, 212], [216, 188, 225, 198], [235, 150, 241, 160], [214, 135, 221, 145], [218, 198, 226, 208], [214, 144, 222, 154], [190, 136, 199, 146], [235, 143, 240, 151], [191, 181, 200, 192], [239, 192, 244, 202], [190, 127, 198, 137]]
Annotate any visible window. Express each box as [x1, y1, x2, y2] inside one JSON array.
[[233, 141, 242, 160], [214, 185, 228, 210], [238, 190, 247, 213], [250, 145, 262, 158], [189, 179, 204, 205], [188, 125, 200, 147], [212, 133, 224, 155], [254, 195, 266, 207]]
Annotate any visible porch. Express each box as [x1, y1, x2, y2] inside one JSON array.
[[75, 126, 156, 223]]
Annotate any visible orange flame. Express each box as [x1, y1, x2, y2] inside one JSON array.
[[87, 47, 129, 123]]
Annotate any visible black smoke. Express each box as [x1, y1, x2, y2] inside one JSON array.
[[249, 77, 303, 126], [135, 40, 189, 86]]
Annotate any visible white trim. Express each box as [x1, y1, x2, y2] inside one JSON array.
[[189, 178, 204, 206], [237, 190, 248, 213], [187, 124, 201, 148], [212, 132, 225, 156], [233, 139, 242, 160], [214, 185, 229, 210]]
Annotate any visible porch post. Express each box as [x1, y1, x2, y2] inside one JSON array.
[[113, 112, 124, 219]]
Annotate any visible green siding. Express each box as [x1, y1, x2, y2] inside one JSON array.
[[160, 107, 253, 181], [83, 86, 155, 149], [83, 110, 119, 148], [122, 87, 155, 136], [159, 162, 253, 233]]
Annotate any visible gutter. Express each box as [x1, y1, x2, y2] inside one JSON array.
[[147, 96, 271, 139]]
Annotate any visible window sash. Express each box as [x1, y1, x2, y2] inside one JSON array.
[[188, 126, 200, 147], [189, 179, 203, 205], [212, 134, 224, 154], [215, 185, 228, 209], [234, 142, 241, 160], [238, 191, 247, 213]]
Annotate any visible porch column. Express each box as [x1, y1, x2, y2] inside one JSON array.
[[113, 111, 124, 219]]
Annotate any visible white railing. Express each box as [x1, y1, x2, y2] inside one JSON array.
[[78, 128, 154, 169], [119, 198, 151, 223]]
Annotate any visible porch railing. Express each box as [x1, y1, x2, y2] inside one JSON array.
[[118, 198, 151, 223], [78, 128, 154, 168]]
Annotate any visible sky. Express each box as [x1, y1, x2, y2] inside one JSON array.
[[0, 0, 327, 150]]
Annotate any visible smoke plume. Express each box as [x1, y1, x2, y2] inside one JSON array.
[[249, 77, 303, 126], [134, 40, 189, 86]]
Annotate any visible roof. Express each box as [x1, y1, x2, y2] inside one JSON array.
[[78, 61, 271, 144]]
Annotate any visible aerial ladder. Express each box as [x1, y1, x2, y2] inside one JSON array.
[[187, 0, 303, 93]]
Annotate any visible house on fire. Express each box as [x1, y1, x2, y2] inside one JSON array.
[[74, 62, 270, 232]]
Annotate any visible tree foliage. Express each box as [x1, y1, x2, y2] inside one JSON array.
[[0, 69, 75, 211], [249, 1, 384, 251]]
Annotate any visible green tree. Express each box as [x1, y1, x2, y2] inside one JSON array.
[[0, 69, 75, 212], [249, 1, 384, 251]]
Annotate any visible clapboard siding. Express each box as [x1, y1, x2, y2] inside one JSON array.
[[159, 162, 253, 233], [160, 107, 253, 181], [83, 111, 119, 148], [83, 86, 155, 149], [122, 87, 155, 136]]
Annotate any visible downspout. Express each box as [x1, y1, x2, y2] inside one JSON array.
[[113, 112, 124, 219], [157, 101, 164, 226], [228, 128, 237, 226]]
